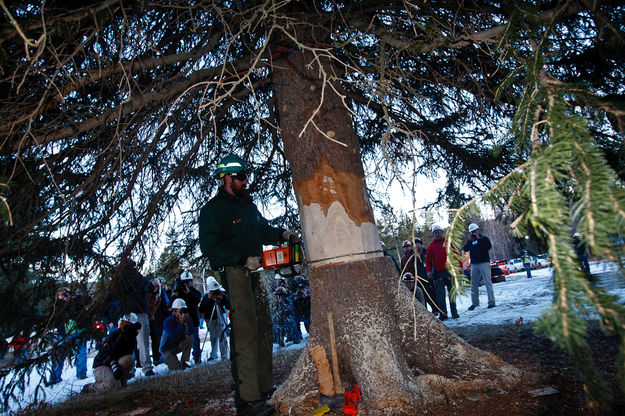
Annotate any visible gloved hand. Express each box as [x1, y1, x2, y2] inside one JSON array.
[[245, 256, 262, 271], [282, 230, 300, 243], [109, 359, 122, 379]]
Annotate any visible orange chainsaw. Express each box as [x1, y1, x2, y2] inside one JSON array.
[[262, 241, 304, 277]]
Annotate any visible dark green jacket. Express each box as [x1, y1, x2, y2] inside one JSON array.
[[199, 188, 284, 268]]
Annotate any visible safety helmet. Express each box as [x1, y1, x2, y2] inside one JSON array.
[[206, 276, 222, 292], [216, 154, 247, 177], [172, 298, 188, 310], [402, 272, 415, 281], [180, 271, 193, 281], [414, 237, 423, 245], [468, 223, 479, 232], [572, 232, 581, 238], [432, 225, 443, 232], [402, 240, 413, 248]]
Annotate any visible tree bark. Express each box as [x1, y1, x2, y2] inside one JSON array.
[[270, 42, 528, 415]]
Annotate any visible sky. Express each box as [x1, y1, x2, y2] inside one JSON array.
[[3, 260, 623, 414]]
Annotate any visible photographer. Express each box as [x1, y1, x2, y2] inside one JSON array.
[[198, 276, 230, 361], [83, 314, 141, 393], [172, 271, 202, 364], [463, 223, 496, 310], [160, 298, 193, 371]]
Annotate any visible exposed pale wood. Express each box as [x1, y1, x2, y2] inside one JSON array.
[[309, 345, 335, 396], [327, 309, 344, 394]]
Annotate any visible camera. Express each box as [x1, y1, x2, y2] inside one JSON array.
[[172, 278, 183, 295]]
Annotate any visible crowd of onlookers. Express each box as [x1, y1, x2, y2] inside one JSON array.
[[1, 258, 311, 396], [270, 275, 310, 347], [394, 223, 497, 320]]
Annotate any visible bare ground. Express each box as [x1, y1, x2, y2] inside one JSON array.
[[21, 322, 624, 416]]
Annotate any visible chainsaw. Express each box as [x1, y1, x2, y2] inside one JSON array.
[[262, 240, 304, 277]]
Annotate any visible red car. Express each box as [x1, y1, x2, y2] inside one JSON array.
[[491, 260, 510, 275]]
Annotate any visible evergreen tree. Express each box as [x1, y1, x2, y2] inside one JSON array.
[[0, 0, 623, 411]]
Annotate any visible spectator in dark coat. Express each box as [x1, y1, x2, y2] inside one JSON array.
[[147, 277, 170, 364], [82, 316, 141, 393], [400, 239, 428, 310], [117, 257, 155, 376], [463, 223, 496, 310], [272, 287, 300, 347], [292, 284, 311, 333]]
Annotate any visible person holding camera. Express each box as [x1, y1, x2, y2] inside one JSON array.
[[172, 271, 202, 364], [198, 276, 230, 361], [83, 314, 141, 393], [463, 223, 496, 310], [159, 298, 194, 371]]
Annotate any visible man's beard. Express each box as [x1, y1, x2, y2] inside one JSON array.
[[234, 185, 248, 197]]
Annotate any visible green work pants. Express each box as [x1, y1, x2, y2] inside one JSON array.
[[223, 266, 273, 405]]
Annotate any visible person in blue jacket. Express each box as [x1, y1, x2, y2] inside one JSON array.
[[160, 298, 193, 371]]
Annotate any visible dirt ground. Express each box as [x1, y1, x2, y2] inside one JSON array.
[[24, 322, 624, 416]]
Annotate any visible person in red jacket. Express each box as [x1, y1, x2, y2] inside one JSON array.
[[425, 225, 459, 321]]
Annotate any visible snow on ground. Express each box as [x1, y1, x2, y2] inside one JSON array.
[[2, 261, 624, 414], [446, 260, 625, 328]]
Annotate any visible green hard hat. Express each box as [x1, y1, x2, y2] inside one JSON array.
[[216, 154, 247, 176]]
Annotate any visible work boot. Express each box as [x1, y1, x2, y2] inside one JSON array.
[[236, 400, 274, 416], [468, 304, 478, 311]]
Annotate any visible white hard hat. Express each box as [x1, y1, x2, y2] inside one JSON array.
[[206, 276, 222, 292], [432, 225, 443, 232], [172, 298, 187, 310], [180, 271, 193, 281], [572, 232, 581, 238], [468, 223, 479, 232]]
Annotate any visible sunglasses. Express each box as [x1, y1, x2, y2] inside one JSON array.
[[229, 171, 248, 181], [180, 308, 189, 314]]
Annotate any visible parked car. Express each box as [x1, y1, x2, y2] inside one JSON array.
[[510, 258, 525, 272], [535, 253, 551, 268], [491, 260, 510, 275], [490, 266, 506, 283], [505, 260, 518, 274]]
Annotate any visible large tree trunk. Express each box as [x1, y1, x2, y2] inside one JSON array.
[[270, 42, 529, 415]]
